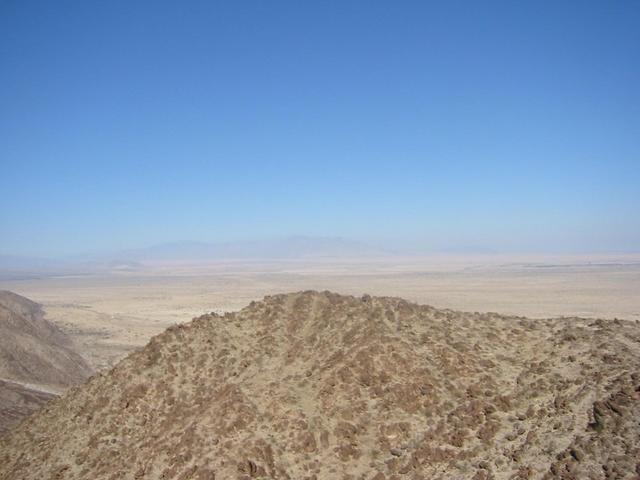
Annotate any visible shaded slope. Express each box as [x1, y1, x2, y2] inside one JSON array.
[[0, 290, 92, 435], [1, 291, 638, 479], [0, 379, 56, 435], [0, 291, 92, 388]]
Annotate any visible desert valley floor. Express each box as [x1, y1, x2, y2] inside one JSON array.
[[0, 256, 639, 479], [1, 255, 638, 370]]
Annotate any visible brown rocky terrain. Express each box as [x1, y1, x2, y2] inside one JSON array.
[[0, 291, 92, 434], [1, 291, 638, 479], [0, 379, 55, 436], [0, 291, 92, 388]]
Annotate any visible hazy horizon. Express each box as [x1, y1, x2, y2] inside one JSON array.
[[2, 235, 640, 268], [2, 2, 639, 257]]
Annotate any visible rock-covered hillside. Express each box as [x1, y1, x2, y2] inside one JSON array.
[[0, 291, 92, 388], [1, 291, 638, 479], [0, 291, 92, 434], [0, 379, 55, 436]]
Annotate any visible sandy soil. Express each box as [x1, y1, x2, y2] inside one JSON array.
[[1, 255, 638, 371]]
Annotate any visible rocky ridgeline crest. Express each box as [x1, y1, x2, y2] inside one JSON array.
[[1, 291, 639, 479]]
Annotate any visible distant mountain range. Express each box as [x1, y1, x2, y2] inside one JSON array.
[[4, 239, 638, 277], [0, 236, 394, 275], [113, 236, 392, 262]]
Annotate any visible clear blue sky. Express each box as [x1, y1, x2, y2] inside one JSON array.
[[1, 1, 639, 256]]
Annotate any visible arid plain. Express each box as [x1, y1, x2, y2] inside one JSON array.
[[1, 254, 638, 371]]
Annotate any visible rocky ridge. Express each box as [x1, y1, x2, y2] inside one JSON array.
[[0, 291, 638, 479]]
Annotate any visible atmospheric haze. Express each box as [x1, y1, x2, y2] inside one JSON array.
[[1, 1, 639, 479]]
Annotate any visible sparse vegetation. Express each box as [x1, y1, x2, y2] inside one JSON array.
[[1, 291, 639, 479]]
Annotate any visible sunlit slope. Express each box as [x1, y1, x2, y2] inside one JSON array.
[[1, 291, 638, 479]]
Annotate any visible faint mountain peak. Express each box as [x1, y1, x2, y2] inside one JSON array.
[[114, 236, 393, 262]]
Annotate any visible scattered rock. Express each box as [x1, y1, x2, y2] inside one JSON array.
[[1, 291, 638, 480]]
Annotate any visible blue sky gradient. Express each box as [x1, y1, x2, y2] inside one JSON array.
[[1, 1, 639, 256]]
